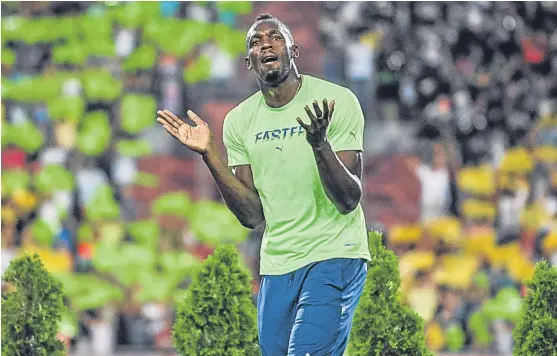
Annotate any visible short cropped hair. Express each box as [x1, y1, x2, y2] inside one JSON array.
[[246, 13, 295, 48]]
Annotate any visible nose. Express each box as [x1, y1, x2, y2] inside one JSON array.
[[261, 38, 272, 50]]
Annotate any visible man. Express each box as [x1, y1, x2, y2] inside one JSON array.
[[157, 13, 371, 356]]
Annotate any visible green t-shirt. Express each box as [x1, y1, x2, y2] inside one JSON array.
[[222, 75, 371, 275]]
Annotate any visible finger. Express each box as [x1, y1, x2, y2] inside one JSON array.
[[186, 110, 207, 127], [157, 110, 182, 129], [304, 105, 318, 126], [296, 117, 311, 132], [322, 99, 329, 120], [164, 110, 186, 127], [312, 100, 323, 119], [329, 100, 335, 121], [156, 115, 171, 127], [159, 121, 180, 139], [157, 117, 178, 134]]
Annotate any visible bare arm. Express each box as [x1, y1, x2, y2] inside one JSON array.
[[157, 109, 264, 228], [297, 99, 364, 215], [202, 147, 265, 228], [313, 144, 363, 214]]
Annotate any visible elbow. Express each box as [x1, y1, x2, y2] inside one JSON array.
[[338, 205, 357, 215], [337, 192, 362, 215], [337, 199, 360, 215], [240, 216, 264, 229]]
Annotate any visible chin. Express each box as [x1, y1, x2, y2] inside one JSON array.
[[264, 70, 280, 83], [263, 70, 284, 85]]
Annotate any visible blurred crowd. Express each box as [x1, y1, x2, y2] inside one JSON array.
[[317, 2, 557, 355], [2, 2, 557, 356]]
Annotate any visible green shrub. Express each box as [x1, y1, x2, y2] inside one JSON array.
[[349, 231, 433, 356], [513, 260, 557, 356], [1, 254, 66, 356], [172, 244, 259, 356]]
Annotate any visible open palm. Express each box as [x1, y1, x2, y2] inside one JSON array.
[[156, 109, 212, 154]]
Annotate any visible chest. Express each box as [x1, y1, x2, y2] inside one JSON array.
[[245, 122, 314, 166]]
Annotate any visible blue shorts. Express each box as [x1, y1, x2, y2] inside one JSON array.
[[257, 258, 368, 356]]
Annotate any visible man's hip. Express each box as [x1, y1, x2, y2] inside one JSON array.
[[257, 258, 368, 356]]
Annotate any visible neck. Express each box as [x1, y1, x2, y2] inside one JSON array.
[[259, 66, 301, 108]]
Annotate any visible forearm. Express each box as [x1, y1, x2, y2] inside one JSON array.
[[312, 141, 362, 214], [201, 144, 264, 228]]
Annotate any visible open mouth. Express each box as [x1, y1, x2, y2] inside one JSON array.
[[261, 55, 278, 64]]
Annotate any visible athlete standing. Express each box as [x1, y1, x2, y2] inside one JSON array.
[[157, 13, 371, 356]]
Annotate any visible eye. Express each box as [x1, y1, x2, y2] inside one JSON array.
[[250, 40, 259, 48], [272, 35, 282, 41]]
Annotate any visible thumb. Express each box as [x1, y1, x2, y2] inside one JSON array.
[[187, 110, 207, 127]]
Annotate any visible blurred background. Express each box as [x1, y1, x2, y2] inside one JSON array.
[[1, 1, 557, 356]]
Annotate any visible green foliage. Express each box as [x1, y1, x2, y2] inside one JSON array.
[[9, 121, 45, 153], [81, 69, 122, 102], [121, 94, 157, 134], [116, 139, 153, 157], [468, 310, 493, 347], [134, 171, 160, 187], [52, 42, 88, 66], [122, 44, 157, 71], [110, 2, 160, 28], [30, 219, 55, 247], [93, 242, 157, 286], [88, 239, 199, 304], [173, 244, 259, 356], [77, 223, 94, 243], [2, 73, 70, 103], [184, 55, 212, 84], [128, 219, 160, 250], [152, 192, 193, 218], [55, 272, 124, 311], [2, 47, 16, 66], [445, 324, 465, 352], [2, 254, 66, 356], [213, 26, 247, 57], [1, 169, 30, 198], [190, 200, 250, 245], [513, 261, 557, 356], [35, 164, 75, 194], [47, 96, 86, 123], [483, 287, 522, 323], [216, 1, 252, 14], [77, 111, 112, 156], [85, 185, 121, 221], [467, 287, 523, 347], [2, 120, 12, 147], [349, 231, 433, 356]]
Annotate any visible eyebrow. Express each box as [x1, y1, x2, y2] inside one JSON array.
[[250, 28, 282, 39]]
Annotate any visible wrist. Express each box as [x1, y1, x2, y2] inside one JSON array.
[[201, 142, 218, 161], [311, 139, 331, 152]]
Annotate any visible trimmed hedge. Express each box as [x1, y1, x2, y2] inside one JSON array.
[[513, 260, 557, 356], [172, 244, 259, 356], [1, 254, 66, 356], [349, 231, 433, 356]]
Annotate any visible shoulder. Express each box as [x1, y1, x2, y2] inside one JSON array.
[[223, 91, 262, 134], [304, 75, 358, 103], [225, 91, 263, 122]]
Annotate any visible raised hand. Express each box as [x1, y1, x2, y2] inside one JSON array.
[[296, 99, 335, 148], [156, 109, 213, 155]]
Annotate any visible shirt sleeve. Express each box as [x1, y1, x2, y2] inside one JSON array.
[[326, 90, 365, 152], [222, 110, 250, 167]]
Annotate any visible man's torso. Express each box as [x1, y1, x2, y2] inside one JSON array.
[[225, 75, 371, 275]]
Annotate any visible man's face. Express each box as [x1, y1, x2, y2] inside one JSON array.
[[245, 20, 298, 86]]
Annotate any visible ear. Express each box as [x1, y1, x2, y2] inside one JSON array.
[[245, 56, 252, 70], [290, 44, 300, 59]]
